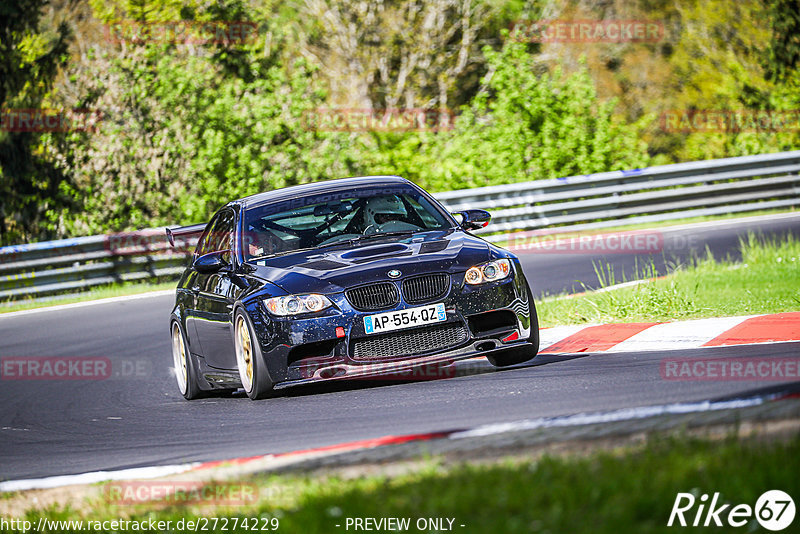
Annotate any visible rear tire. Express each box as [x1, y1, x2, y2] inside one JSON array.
[[487, 284, 540, 368], [234, 308, 277, 400], [171, 321, 204, 400]]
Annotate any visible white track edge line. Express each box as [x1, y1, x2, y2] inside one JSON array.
[[449, 397, 769, 439], [0, 462, 200, 493], [0, 289, 176, 319]]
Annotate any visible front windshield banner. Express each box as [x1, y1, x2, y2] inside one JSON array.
[[242, 185, 451, 260]]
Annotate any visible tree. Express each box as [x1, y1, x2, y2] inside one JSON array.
[[767, 0, 800, 82], [299, 0, 510, 110], [44, 1, 362, 235], [0, 0, 72, 245], [361, 39, 650, 192]]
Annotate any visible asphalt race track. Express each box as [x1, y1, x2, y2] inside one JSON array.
[[1, 214, 799, 482]]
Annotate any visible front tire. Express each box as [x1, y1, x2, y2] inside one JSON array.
[[234, 308, 277, 400], [487, 284, 540, 368], [171, 321, 203, 400]]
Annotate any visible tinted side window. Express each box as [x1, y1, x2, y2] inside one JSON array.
[[404, 195, 440, 227], [195, 210, 234, 256], [195, 215, 221, 256], [211, 210, 235, 255]]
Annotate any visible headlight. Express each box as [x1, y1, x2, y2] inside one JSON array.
[[465, 259, 512, 285], [263, 294, 333, 316]]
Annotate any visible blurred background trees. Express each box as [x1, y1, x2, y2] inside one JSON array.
[[0, 0, 72, 245], [1, 0, 798, 244]]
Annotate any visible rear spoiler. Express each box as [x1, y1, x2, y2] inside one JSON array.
[[165, 223, 207, 247]]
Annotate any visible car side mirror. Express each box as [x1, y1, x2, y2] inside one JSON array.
[[194, 250, 231, 274], [456, 209, 491, 231]]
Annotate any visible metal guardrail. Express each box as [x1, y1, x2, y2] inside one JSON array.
[[435, 150, 800, 241], [1, 150, 799, 301], [0, 231, 197, 301]]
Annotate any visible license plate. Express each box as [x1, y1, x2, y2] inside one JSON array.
[[364, 303, 446, 334]]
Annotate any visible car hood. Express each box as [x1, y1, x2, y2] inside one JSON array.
[[247, 230, 491, 295]]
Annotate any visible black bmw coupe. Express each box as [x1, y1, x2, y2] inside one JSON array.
[[167, 176, 539, 399]]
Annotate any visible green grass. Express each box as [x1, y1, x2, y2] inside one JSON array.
[[537, 233, 800, 326], [0, 280, 177, 313], [10, 432, 800, 533]]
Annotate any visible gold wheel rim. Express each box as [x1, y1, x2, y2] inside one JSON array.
[[236, 315, 254, 391], [172, 324, 188, 394]]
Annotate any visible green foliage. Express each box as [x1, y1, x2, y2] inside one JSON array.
[[298, 0, 512, 112], [664, 0, 800, 161], [44, 1, 361, 235], [39, 9, 650, 235], [4, 0, 799, 244], [533, 0, 800, 164], [88, 0, 187, 23], [0, 0, 72, 245], [766, 0, 800, 82], [445, 42, 650, 185], [360, 40, 650, 192]]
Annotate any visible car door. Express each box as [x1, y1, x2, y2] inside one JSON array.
[[189, 209, 239, 370], [184, 214, 220, 357]]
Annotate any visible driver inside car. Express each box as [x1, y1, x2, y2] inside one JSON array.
[[363, 195, 413, 233], [246, 227, 284, 258]]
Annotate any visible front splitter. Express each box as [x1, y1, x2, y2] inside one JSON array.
[[275, 340, 533, 390]]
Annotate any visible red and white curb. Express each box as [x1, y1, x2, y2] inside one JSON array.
[[538, 312, 800, 354]]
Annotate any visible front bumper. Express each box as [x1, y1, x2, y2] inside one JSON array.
[[273, 337, 534, 390], [245, 265, 533, 389]]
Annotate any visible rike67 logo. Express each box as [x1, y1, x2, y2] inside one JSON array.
[[668, 490, 795, 531]]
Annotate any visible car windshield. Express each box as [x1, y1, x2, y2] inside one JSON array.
[[242, 186, 451, 260]]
